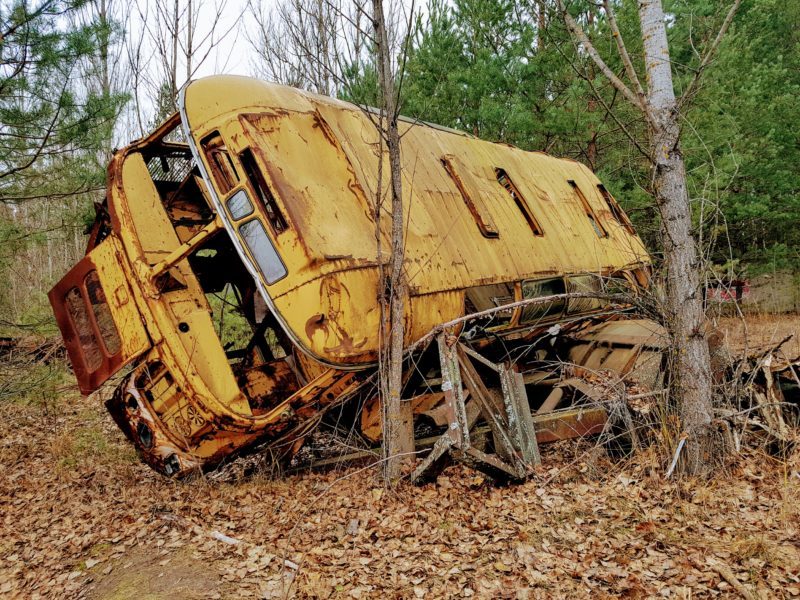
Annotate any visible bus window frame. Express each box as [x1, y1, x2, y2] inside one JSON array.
[[237, 217, 288, 285]]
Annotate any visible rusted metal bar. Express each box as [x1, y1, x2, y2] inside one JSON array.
[[149, 217, 223, 282], [410, 436, 453, 483], [287, 448, 381, 473], [437, 332, 470, 449], [414, 406, 608, 450], [406, 292, 632, 356], [455, 446, 522, 480], [537, 387, 564, 415], [533, 406, 607, 444], [457, 348, 519, 467], [500, 364, 541, 466], [413, 338, 546, 482], [460, 343, 501, 373]]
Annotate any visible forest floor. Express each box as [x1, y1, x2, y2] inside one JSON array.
[[1, 315, 800, 599], [717, 312, 800, 357]]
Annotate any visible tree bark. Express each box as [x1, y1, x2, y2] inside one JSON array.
[[171, 0, 179, 98], [372, 0, 414, 481], [186, 0, 193, 80], [639, 0, 715, 474], [585, 9, 597, 170]]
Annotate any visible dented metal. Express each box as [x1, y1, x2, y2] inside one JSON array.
[[48, 76, 658, 478]]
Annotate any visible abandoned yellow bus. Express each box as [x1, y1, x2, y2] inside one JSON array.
[[49, 75, 656, 478]]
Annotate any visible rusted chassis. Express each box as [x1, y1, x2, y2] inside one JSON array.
[[102, 358, 366, 477], [106, 376, 202, 476], [99, 314, 665, 479]]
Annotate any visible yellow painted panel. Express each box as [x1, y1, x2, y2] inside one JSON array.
[[182, 76, 652, 366], [110, 152, 249, 417], [115, 153, 181, 264], [89, 236, 151, 362], [238, 111, 377, 262], [274, 268, 383, 363]]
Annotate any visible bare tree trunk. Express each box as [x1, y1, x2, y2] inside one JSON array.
[[639, 0, 715, 473], [557, 0, 742, 475], [372, 0, 414, 481], [186, 0, 193, 80], [171, 0, 179, 97], [585, 8, 597, 169], [537, 0, 546, 50], [99, 0, 110, 96]]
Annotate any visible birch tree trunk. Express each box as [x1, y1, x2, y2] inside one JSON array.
[[171, 0, 179, 98], [186, 0, 193, 80], [639, 0, 715, 473], [557, 0, 741, 474], [372, 0, 414, 481]]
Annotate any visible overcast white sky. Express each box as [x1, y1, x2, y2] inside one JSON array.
[[190, 0, 264, 78], [120, 0, 274, 136], [168, 0, 419, 80], [121, 0, 419, 137]]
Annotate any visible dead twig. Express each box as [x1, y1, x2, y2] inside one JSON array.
[[709, 558, 757, 600]]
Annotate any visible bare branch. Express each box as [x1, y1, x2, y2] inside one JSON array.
[[548, 29, 653, 163], [678, 0, 742, 108], [556, 0, 653, 124], [602, 0, 648, 110]]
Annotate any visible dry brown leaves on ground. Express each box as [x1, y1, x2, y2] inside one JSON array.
[[1, 385, 799, 599]]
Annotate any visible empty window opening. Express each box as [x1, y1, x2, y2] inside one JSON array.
[[189, 235, 298, 414], [441, 156, 499, 238], [597, 184, 636, 235], [239, 148, 288, 234], [63, 270, 123, 374], [84, 270, 122, 355], [465, 282, 515, 329], [520, 278, 566, 324], [146, 149, 193, 184], [64, 286, 103, 372], [140, 121, 214, 245], [495, 168, 544, 236], [568, 180, 607, 238], [206, 283, 254, 363], [201, 132, 239, 194], [565, 274, 604, 314]]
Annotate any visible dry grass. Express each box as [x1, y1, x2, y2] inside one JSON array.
[[716, 312, 800, 357]]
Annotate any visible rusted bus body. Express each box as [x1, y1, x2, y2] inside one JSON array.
[[49, 76, 653, 477]]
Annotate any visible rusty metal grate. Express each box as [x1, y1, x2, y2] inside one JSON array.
[[146, 150, 193, 183]]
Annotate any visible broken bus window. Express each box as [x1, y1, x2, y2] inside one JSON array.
[[519, 278, 566, 323], [201, 132, 239, 194], [495, 167, 544, 236], [85, 270, 122, 356], [64, 286, 103, 372], [441, 155, 500, 239], [568, 179, 608, 239], [227, 189, 254, 221], [239, 148, 287, 234], [239, 218, 287, 284], [597, 183, 636, 235]]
